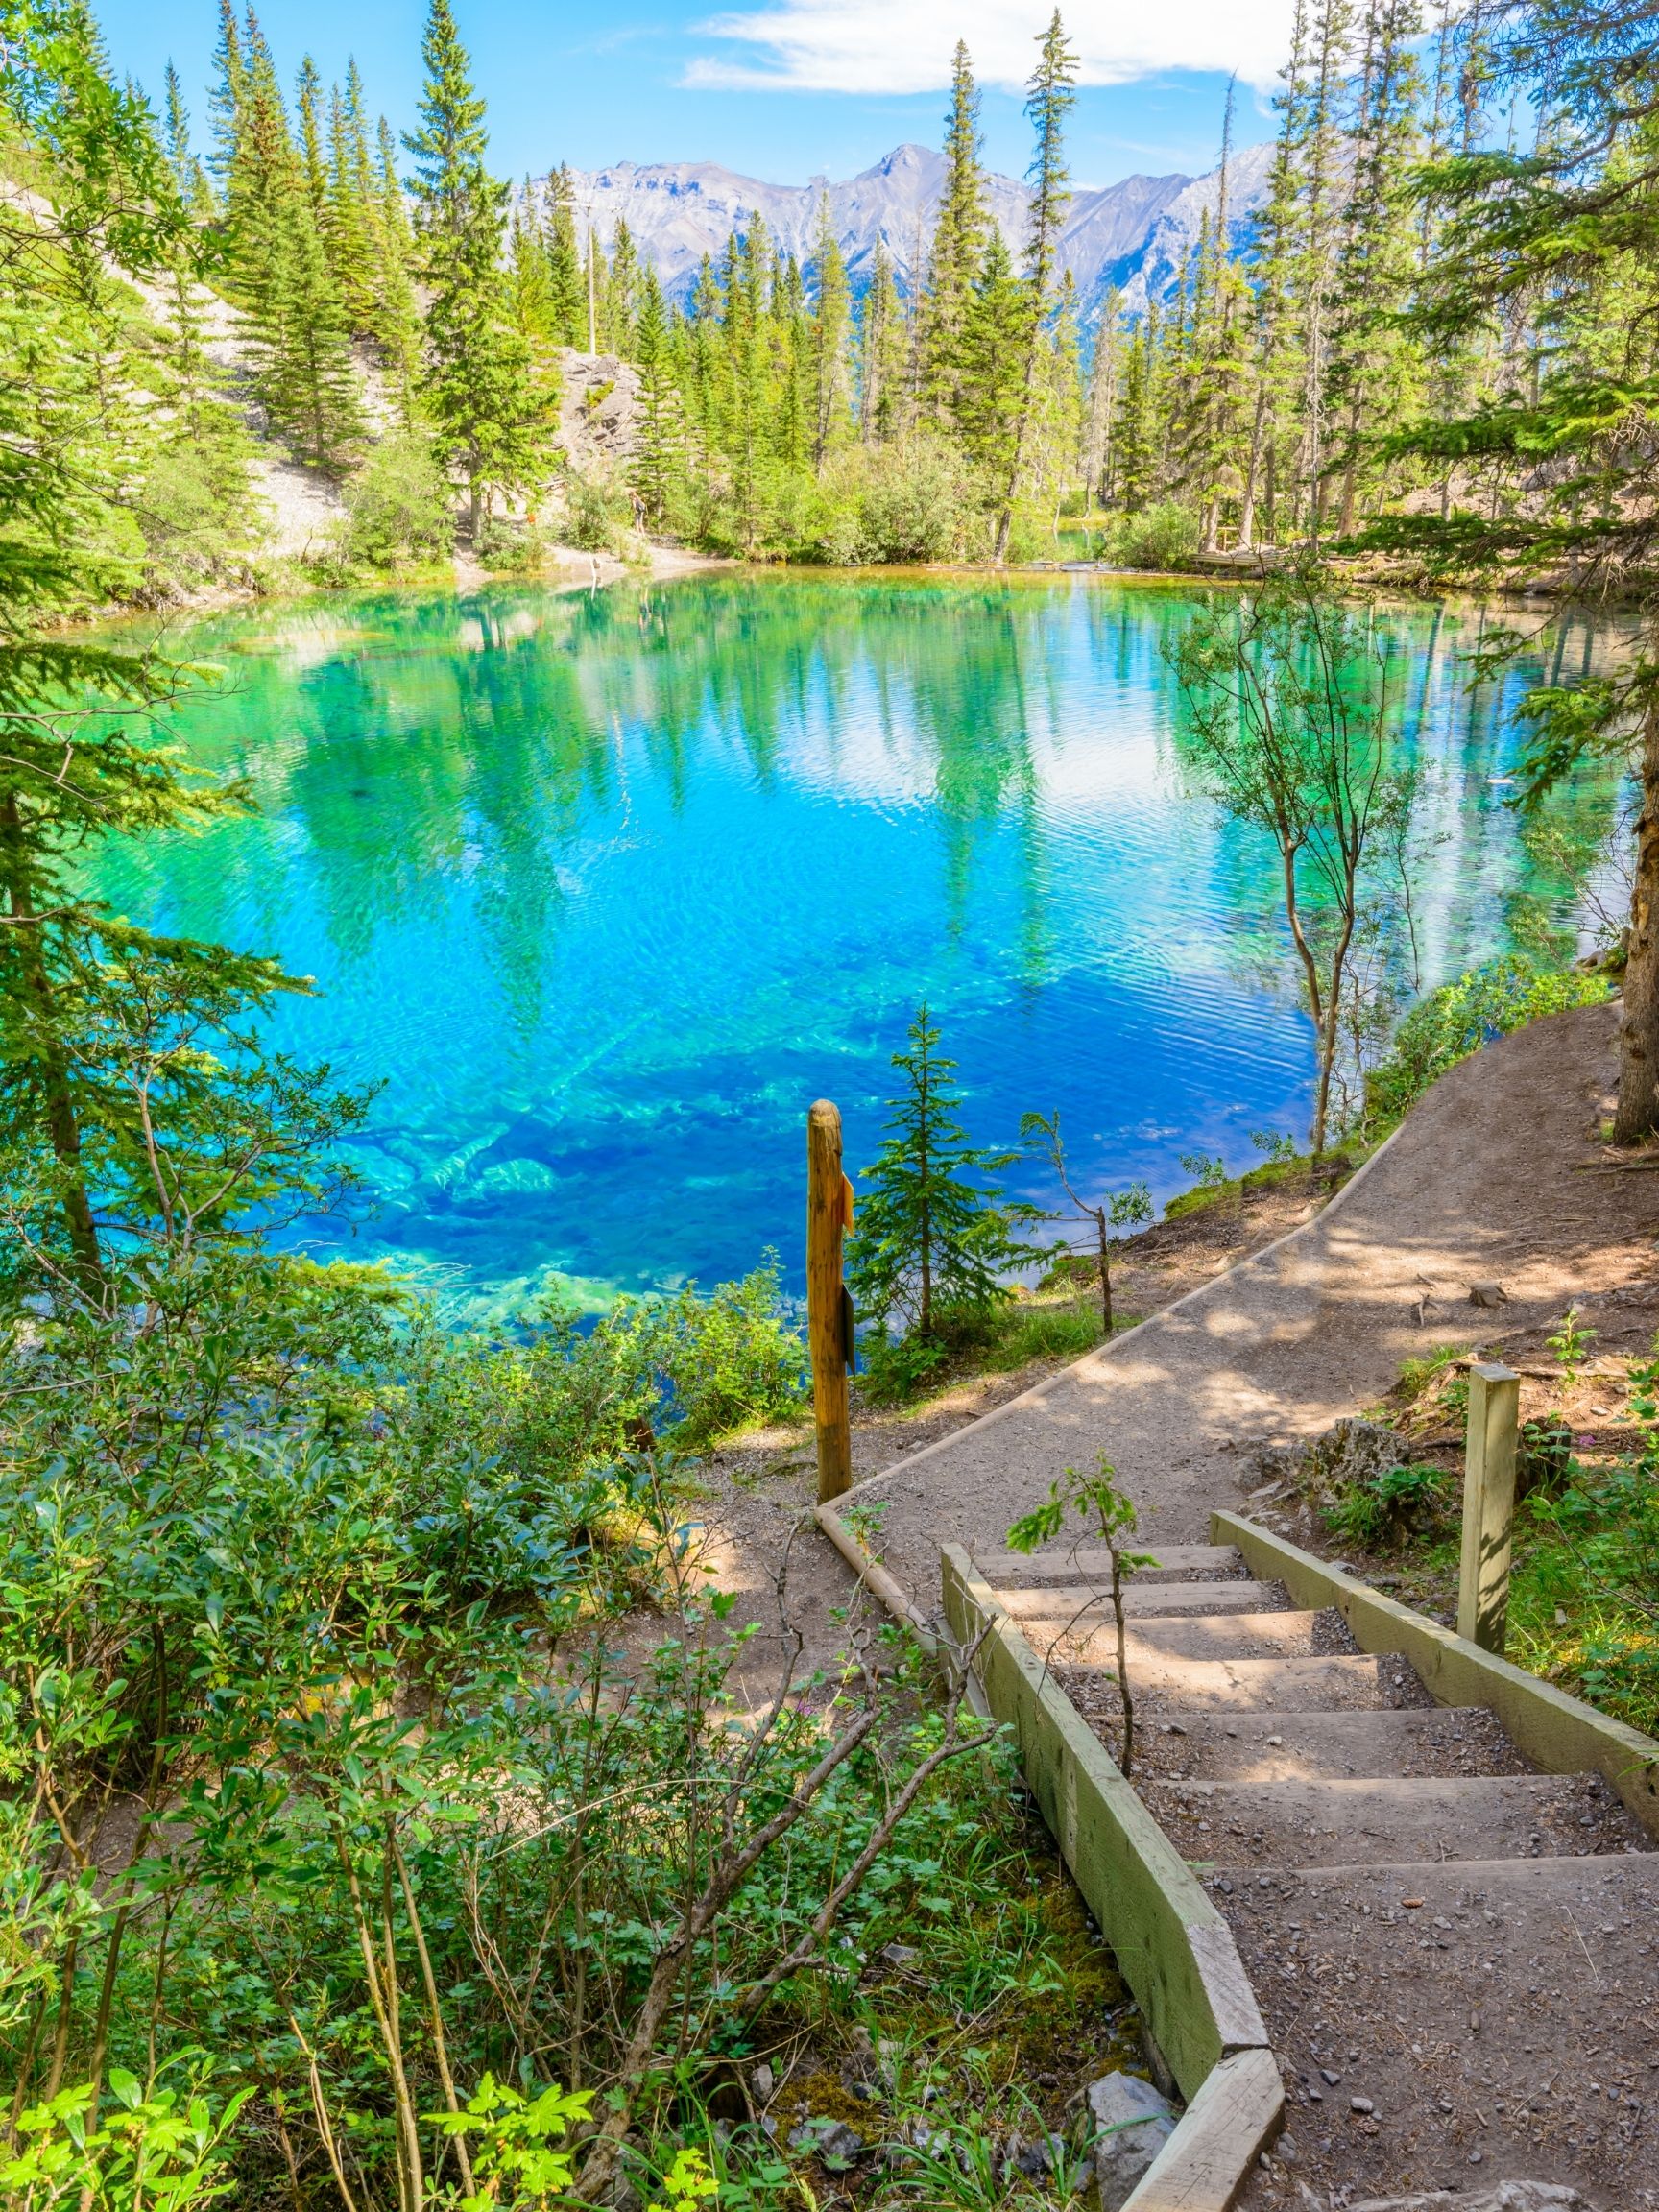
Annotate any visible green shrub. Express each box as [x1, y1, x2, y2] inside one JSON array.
[[132, 412, 266, 592], [1365, 955, 1611, 1129], [397, 1260, 808, 1476], [1326, 1460, 1450, 1546], [565, 470, 623, 551], [1108, 501, 1201, 571], [810, 435, 974, 565], [476, 516, 552, 572], [340, 429, 453, 568]]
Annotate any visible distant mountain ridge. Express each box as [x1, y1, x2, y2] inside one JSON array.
[[554, 139, 1274, 325]]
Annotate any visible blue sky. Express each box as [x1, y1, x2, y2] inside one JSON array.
[[94, 0, 1293, 187]]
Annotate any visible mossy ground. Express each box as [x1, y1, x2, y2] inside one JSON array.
[[695, 1795, 1143, 2212]]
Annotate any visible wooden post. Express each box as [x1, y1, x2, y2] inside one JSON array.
[[1458, 1361, 1521, 1653], [807, 1100, 854, 1503]]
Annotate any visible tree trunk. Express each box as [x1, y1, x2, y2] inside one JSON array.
[[0, 802, 103, 1294], [1238, 379, 1269, 550], [1614, 698, 1659, 1142]]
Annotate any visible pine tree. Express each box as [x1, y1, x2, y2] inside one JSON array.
[[1081, 294, 1120, 509], [606, 217, 640, 356], [161, 62, 213, 214], [920, 42, 987, 427], [957, 230, 1027, 531], [631, 268, 686, 525], [324, 65, 379, 336], [228, 15, 362, 470], [1297, 0, 1358, 540], [371, 113, 421, 420], [404, 0, 548, 536], [993, 10, 1077, 557], [545, 168, 584, 347], [1326, 0, 1425, 533], [807, 192, 851, 465], [0, 5, 258, 1291], [857, 237, 905, 442], [847, 1007, 1033, 1341], [205, 0, 246, 199]]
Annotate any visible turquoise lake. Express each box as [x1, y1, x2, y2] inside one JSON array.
[[87, 573, 1615, 1312]]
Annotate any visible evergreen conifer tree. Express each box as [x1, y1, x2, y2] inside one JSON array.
[[404, 0, 548, 536], [847, 1007, 1034, 1342], [921, 42, 987, 427], [808, 193, 851, 465], [857, 237, 905, 442], [994, 10, 1077, 556]]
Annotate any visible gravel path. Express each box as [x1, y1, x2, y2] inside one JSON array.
[[846, 1002, 1649, 1604]]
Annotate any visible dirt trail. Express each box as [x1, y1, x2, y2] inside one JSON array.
[[841, 1001, 1653, 1602], [977, 1540, 1656, 2210], [688, 1001, 1658, 2206]]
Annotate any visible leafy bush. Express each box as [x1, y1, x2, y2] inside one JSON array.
[[396, 1260, 808, 1480], [1108, 501, 1201, 571], [564, 469, 624, 551], [132, 416, 266, 593], [1365, 955, 1611, 1128], [1326, 1459, 1450, 1546], [340, 428, 454, 568], [810, 435, 974, 565]]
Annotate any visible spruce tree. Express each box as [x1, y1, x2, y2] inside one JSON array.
[[993, 10, 1077, 557], [808, 192, 851, 465], [631, 269, 686, 525], [324, 66, 379, 336], [545, 168, 584, 347], [857, 237, 905, 442], [1326, 0, 1425, 533], [161, 61, 212, 214], [606, 217, 640, 356], [921, 42, 987, 427], [404, 0, 547, 537], [228, 17, 361, 470], [957, 231, 1027, 536], [847, 1007, 1033, 1342], [372, 113, 421, 420]]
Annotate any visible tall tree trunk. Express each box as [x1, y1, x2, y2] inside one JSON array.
[[1614, 697, 1659, 1143], [1, 800, 103, 1293]]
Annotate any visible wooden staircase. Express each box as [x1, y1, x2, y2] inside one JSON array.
[[969, 1537, 1658, 2206]]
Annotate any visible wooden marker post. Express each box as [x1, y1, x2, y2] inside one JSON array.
[[806, 1100, 854, 1502], [1457, 1360, 1521, 1653]]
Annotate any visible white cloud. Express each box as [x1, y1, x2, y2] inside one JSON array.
[[685, 0, 1298, 95]]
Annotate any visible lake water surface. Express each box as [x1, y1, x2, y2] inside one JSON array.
[[89, 573, 1615, 1310]]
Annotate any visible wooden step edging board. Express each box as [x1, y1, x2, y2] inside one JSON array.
[[940, 1545, 1282, 2210], [818, 1508, 1283, 2210], [1212, 1510, 1659, 1839], [940, 1547, 1267, 2096]]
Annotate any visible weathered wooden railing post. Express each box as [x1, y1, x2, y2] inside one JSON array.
[[806, 1100, 854, 1503], [1457, 1360, 1521, 1652]]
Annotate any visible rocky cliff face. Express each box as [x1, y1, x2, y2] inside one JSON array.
[[553, 138, 1271, 324]]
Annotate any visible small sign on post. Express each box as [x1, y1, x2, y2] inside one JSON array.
[[1457, 1360, 1521, 1652], [806, 1100, 854, 1503]]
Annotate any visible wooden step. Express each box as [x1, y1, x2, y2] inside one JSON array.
[[1124, 1609, 1327, 1659], [1142, 1706, 1527, 1784], [1165, 1773, 1637, 1868], [1119, 1651, 1408, 1711], [995, 1579, 1286, 1621], [1023, 1610, 1334, 1664], [1207, 1853, 1658, 2195], [970, 1543, 1244, 1585]]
